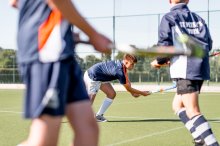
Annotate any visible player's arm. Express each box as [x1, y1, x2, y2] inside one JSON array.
[[9, 0, 18, 8], [151, 59, 170, 69], [151, 15, 174, 68], [120, 65, 149, 97], [123, 83, 150, 98], [46, 0, 111, 54]]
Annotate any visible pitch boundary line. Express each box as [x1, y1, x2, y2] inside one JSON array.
[[106, 126, 184, 146], [110, 98, 170, 106], [0, 110, 23, 114]]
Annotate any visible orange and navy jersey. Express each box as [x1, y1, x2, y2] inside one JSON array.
[[17, 0, 74, 63], [87, 60, 129, 85]]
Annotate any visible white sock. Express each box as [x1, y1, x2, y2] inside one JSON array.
[[96, 97, 113, 116]]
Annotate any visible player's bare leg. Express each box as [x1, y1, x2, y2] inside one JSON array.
[[181, 92, 200, 118], [100, 83, 116, 100], [19, 115, 62, 146], [66, 100, 99, 146], [172, 93, 204, 144], [94, 83, 115, 122], [89, 94, 97, 104], [181, 92, 219, 146], [172, 93, 184, 113]]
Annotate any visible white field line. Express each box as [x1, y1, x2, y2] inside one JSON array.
[[0, 107, 21, 110], [106, 126, 184, 146], [212, 121, 220, 123], [98, 92, 220, 107], [0, 110, 23, 114], [111, 98, 170, 106]]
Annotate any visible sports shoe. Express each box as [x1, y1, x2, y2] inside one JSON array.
[[95, 114, 107, 122], [194, 140, 207, 146]]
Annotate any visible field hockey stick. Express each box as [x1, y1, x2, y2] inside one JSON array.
[[173, 25, 205, 58], [115, 44, 201, 57], [149, 81, 177, 94], [76, 40, 205, 58], [209, 51, 220, 57], [129, 27, 205, 57]]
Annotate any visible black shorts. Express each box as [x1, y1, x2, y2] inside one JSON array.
[[176, 79, 203, 95], [19, 58, 90, 118]]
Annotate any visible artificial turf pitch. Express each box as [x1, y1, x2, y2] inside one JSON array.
[[0, 89, 219, 146]]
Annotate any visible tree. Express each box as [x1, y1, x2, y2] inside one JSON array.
[[101, 53, 111, 61], [115, 51, 124, 60], [74, 54, 85, 70], [209, 48, 220, 82], [0, 48, 18, 83], [0, 49, 16, 68], [84, 55, 101, 69]]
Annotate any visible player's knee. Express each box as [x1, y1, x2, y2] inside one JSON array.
[[172, 105, 181, 115], [172, 101, 184, 114], [86, 120, 99, 139], [73, 121, 99, 146], [187, 109, 201, 118], [172, 107, 178, 115], [107, 91, 116, 99], [93, 121, 99, 135]]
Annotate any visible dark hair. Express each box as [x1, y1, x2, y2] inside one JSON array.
[[123, 54, 137, 63], [176, 0, 188, 3]]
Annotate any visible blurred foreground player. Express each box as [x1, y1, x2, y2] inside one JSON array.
[[10, 0, 112, 145]]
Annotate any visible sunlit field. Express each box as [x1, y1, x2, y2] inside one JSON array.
[[0, 90, 219, 146]]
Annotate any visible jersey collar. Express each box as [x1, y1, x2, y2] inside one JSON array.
[[170, 3, 189, 12]]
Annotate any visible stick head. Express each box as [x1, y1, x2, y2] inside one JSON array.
[[177, 34, 205, 58]]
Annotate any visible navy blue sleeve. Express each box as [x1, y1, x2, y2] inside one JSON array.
[[117, 70, 127, 84], [158, 15, 174, 46], [156, 15, 174, 64], [205, 24, 213, 51]]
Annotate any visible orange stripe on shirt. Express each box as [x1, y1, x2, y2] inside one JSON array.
[[38, 10, 62, 51]]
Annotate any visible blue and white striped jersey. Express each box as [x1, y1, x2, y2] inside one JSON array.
[[158, 3, 212, 80], [87, 60, 129, 84]]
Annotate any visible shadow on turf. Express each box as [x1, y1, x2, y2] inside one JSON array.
[[61, 119, 180, 123], [61, 119, 220, 123], [107, 118, 180, 123], [107, 119, 220, 123]]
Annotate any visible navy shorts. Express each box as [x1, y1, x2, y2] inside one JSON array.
[[19, 57, 89, 118], [176, 79, 203, 95]]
